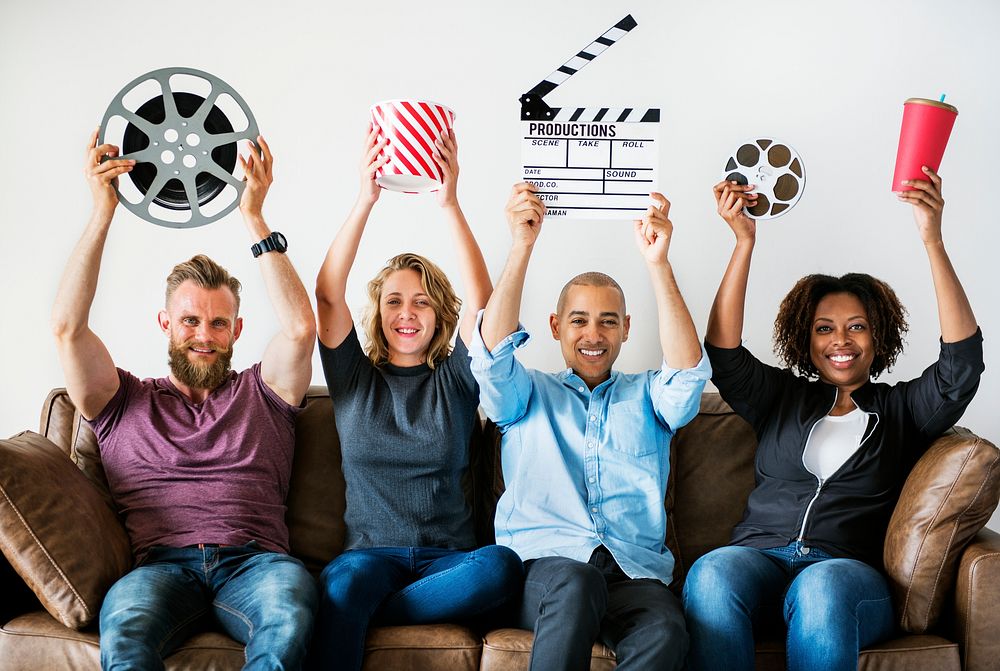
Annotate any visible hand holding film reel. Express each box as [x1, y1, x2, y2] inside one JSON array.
[[99, 67, 259, 229]]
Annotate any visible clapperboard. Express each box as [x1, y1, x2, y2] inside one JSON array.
[[520, 15, 659, 220]]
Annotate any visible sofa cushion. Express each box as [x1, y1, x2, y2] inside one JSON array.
[[884, 427, 1000, 633], [0, 431, 132, 629], [666, 393, 757, 588]]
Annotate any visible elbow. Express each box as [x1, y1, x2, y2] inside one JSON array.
[[50, 312, 80, 343], [289, 317, 317, 347]]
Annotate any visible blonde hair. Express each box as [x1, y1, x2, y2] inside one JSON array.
[[363, 253, 460, 369], [165, 255, 242, 312]]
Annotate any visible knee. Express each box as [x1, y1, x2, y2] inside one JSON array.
[[542, 561, 607, 613], [473, 545, 524, 592], [682, 547, 748, 611], [786, 559, 881, 624], [319, 552, 382, 593]]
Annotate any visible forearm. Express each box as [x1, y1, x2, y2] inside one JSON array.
[[315, 199, 372, 307], [480, 243, 533, 350], [444, 203, 492, 311], [706, 237, 754, 348], [925, 240, 977, 342], [246, 214, 315, 342], [51, 212, 112, 339], [647, 260, 701, 369]]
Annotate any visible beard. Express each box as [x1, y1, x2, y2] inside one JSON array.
[[167, 338, 234, 391]]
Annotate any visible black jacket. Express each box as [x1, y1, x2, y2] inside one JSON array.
[[706, 330, 984, 569]]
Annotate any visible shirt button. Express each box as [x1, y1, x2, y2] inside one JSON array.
[[578, 386, 585, 393], [591, 507, 598, 513], [599, 533, 605, 539], [588, 442, 595, 448], [589, 477, 595, 483], [590, 415, 596, 421], [801, 546, 811, 555]]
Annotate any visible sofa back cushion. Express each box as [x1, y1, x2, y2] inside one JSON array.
[[0, 431, 133, 629], [666, 393, 757, 588], [883, 427, 1000, 633]]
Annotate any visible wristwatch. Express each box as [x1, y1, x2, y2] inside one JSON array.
[[251, 231, 288, 258]]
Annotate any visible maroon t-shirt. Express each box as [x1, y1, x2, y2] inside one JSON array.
[[87, 364, 299, 556]]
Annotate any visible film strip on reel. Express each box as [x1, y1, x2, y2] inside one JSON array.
[[519, 15, 660, 220], [722, 138, 805, 220], [100, 67, 259, 229]]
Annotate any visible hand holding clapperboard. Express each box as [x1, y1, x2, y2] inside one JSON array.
[[520, 15, 660, 221]]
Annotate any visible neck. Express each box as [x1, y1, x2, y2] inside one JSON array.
[[575, 370, 611, 390], [169, 375, 214, 404]]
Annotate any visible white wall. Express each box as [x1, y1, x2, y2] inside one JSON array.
[[2, 1, 998, 521]]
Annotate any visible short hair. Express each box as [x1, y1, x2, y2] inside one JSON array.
[[165, 255, 242, 312], [556, 271, 626, 316], [773, 273, 908, 379], [363, 253, 460, 369]]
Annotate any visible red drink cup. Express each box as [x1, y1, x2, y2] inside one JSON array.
[[891, 98, 958, 192], [370, 100, 455, 193]]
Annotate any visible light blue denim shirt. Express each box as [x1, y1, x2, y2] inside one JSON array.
[[469, 310, 712, 586]]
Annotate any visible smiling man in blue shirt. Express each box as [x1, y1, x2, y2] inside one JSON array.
[[469, 183, 711, 671]]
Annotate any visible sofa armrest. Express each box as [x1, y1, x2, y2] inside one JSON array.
[[954, 528, 1000, 671]]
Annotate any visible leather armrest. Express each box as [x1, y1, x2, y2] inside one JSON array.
[[953, 528, 1000, 671]]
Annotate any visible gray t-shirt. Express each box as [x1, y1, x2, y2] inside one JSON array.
[[88, 364, 299, 557], [319, 327, 479, 550]]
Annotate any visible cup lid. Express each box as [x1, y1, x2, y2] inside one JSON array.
[[904, 98, 958, 114]]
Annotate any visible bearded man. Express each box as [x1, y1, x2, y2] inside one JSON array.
[[51, 131, 318, 670]]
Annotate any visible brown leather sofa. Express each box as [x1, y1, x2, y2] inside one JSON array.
[[2, 387, 999, 670]]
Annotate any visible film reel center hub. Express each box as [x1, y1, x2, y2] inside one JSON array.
[[100, 67, 259, 229]]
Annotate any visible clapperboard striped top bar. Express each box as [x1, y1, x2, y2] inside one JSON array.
[[519, 15, 658, 123]]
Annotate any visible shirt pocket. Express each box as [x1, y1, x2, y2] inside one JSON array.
[[609, 398, 656, 457]]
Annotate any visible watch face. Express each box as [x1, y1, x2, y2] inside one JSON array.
[[272, 231, 288, 252]]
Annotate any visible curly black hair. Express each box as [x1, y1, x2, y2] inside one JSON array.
[[773, 273, 909, 379]]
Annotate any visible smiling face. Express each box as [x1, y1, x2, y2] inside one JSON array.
[[550, 283, 630, 390], [379, 268, 438, 366], [809, 291, 875, 394], [158, 280, 242, 391]]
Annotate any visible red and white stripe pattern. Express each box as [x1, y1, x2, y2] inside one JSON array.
[[370, 100, 455, 192]]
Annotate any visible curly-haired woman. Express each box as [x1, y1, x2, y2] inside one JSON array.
[[310, 126, 523, 670], [682, 168, 984, 671]]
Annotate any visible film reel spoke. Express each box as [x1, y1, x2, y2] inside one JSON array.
[[140, 171, 171, 209], [204, 161, 244, 189], [99, 67, 259, 229], [181, 177, 203, 219]]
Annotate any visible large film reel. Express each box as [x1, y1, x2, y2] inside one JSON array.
[[100, 68, 259, 229], [722, 138, 805, 220]]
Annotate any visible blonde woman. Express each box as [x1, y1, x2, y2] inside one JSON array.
[[310, 126, 522, 670]]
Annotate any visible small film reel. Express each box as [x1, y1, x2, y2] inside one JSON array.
[[99, 67, 259, 229], [722, 138, 805, 220]]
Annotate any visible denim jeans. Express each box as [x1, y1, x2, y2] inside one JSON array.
[[310, 545, 523, 671], [99, 542, 318, 671], [519, 547, 688, 671], [682, 542, 895, 671]]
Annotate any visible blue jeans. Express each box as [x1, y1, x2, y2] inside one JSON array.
[[99, 542, 318, 671], [310, 545, 524, 671], [682, 542, 895, 671]]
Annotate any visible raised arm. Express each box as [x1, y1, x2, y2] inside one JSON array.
[[51, 130, 136, 420], [479, 183, 545, 350], [432, 129, 492, 345], [633, 192, 701, 369], [896, 168, 978, 342], [241, 136, 316, 406], [705, 181, 758, 349], [315, 125, 387, 349]]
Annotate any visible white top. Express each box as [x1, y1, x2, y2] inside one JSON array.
[[803, 408, 869, 481]]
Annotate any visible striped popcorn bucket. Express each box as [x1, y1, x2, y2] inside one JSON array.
[[370, 100, 455, 192]]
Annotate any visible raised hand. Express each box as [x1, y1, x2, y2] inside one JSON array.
[[713, 180, 758, 242], [359, 123, 389, 207], [85, 128, 134, 218], [505, 182, 545, 247], [433, 128, 460, 208], [238, 135, 274, 218], [897, 166, 944, 244], [634, 192, 674, 264]]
